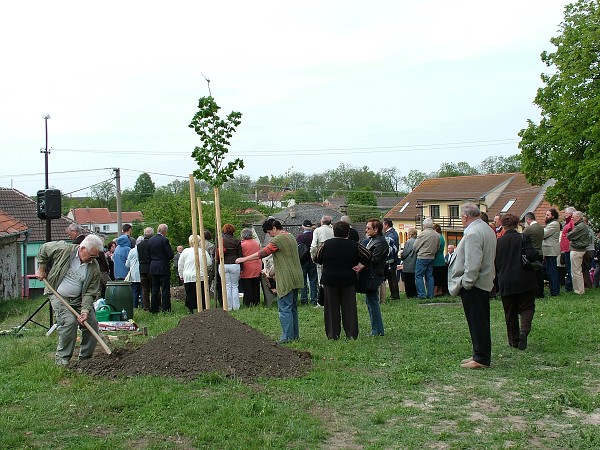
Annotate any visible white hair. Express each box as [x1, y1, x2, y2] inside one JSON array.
[[422, 218, 434, 229], [80, 235, 103, 251]]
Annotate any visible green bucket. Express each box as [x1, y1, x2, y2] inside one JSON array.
[[105, 281, 134, 320], [96, 305, 111, 322]]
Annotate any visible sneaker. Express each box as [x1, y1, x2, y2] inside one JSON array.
[[313, 304, 323, 309]]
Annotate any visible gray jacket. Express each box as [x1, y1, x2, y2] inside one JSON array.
[[400, 238, 417, 273], [448, 218, 497, 296]]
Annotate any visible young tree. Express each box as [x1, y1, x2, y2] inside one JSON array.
[[189, 85, 243, 310], [519, 0, 600, 218]]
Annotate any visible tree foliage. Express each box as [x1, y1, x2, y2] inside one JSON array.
[[478, 155, 521, 174], [402, 170, 428, 191], [436, 161, 479, 178], [346, 187, 379, 222], [189, 96, 244, 187], [519, 0, 600, 217], [90, 180, 116, 209]]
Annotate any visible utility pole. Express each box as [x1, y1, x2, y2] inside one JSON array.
[[41, 114, 52, 327], [114, 168, 122, 235], [41, 114, 51, 243]]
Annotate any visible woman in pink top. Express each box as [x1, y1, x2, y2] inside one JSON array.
[[240, 228, 262, 307]]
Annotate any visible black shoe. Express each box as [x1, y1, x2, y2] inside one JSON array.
[[518, 331, 528, 350]]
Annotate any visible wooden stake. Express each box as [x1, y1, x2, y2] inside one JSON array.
[[197, 197, 211, 308], [188, 175, 203, 312], [214, 186, 228, 311]]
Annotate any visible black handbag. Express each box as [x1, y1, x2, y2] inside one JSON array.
[[357, 268, 380, 293], [521, 235, 543, 271]]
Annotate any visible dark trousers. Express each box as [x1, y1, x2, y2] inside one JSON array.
[[132, 281, 142, 308], [140, 272, 151, 310], [184, 281, 207, 311], [151, 274, 171, 313], [323, 284, 359, 339], [501, 291, 535, 347], [544, 256, 560, 296], [562, 252, 572, 291], [460, 287, 491, 366], [385, 265, 400, 299], [535, 262, 545, 298], [402, 272, 417, 298], [240, 277, 261, 307], [583, 250, 594, 288]]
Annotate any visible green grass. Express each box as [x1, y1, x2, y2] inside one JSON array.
[[1, 290, 599, 449]]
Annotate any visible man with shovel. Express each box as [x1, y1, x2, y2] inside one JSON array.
[[36, 235, 103, 366]]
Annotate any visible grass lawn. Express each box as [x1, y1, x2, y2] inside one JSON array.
[[1, 289, 599, 449]]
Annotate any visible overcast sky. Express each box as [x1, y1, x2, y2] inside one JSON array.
[[0, 1, 571, 197]]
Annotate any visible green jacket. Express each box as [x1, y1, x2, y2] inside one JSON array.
[[37, 241, 100, 313], [567, 220, 590, 251]]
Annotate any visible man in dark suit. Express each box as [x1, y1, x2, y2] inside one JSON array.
[[137, 227, 154, 311], [523, 211, 545, 298], [149, 223, 174, 313]]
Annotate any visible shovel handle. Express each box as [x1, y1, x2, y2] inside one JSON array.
[[42, 279, 112, 355]]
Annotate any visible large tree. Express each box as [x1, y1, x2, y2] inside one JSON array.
[[519, 0, 600, 218]]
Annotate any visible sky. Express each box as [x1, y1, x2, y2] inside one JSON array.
[[0, 0, 572, 198]]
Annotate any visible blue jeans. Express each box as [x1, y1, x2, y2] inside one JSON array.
[[365, 277, 385, 336], [300, 261, 318, 304], [544, 256, 560, 296], [415, 258, 435, 298], [278, 289, 299, 342]]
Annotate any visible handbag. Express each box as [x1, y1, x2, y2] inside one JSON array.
[[521, 235, 543, 271], [357, 267, 380, 293]]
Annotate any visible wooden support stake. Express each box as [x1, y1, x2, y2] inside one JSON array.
[[188, 175, 203, 312], [197, 197, 211, 309]]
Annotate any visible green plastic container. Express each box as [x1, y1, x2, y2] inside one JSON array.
[[105, 281, 134, 320], [96, 305, 111, 322]]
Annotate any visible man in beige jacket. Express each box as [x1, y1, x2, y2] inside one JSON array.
[[448, 203, 496, 369]]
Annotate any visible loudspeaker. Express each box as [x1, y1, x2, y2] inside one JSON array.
[[36, 189, 61, 220]]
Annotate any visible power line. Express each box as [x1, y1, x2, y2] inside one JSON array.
[[44, 138, 519, 157]]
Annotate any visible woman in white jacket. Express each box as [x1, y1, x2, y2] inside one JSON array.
[[178, 235, 213, 313], [125, 236, 144, 308]]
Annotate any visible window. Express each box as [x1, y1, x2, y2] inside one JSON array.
[[500, 199, 516, 213], [449, 205, 460, 218], [430, 205, 440, 218], [446, 232, 463, 247], [26, 256, 36, 275], [399, 201, 410, 213], [102, 225, 109, 231]]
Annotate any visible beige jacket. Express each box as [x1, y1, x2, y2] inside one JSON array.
[[448, 218, 496, 296]]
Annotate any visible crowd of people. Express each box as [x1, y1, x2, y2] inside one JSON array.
[[38, 203, 597, 366]]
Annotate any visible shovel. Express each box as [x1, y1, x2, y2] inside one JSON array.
[[42, 279, 112, 355]]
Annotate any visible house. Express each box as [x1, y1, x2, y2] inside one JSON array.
[[0, 188, 75, 298], [67, 208, 143, 234], [385, 173, 557, 249], [0, 210, 28, 300]]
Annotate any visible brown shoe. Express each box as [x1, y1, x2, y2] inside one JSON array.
[[461, 360, 489, 369], [461, 357, 474, 364]]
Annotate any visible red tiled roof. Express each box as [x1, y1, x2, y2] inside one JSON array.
[[0, 209, 28, 238], [70, 208, 143, 225], [0, 188, 74, 242], [110, 211, 144, 223], [385, 173, 556, 221], [70, 208, 113, 224]]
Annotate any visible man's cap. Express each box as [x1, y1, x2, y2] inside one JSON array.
[[302, 220, 314, 227]]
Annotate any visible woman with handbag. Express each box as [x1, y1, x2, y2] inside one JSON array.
[[495, 214, 539, 350], [314, 221, 371, 339]]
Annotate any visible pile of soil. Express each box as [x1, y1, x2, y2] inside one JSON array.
[[74, 309, 312, 382]]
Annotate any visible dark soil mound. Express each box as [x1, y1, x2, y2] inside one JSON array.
[[74, 309, 312, 382]]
